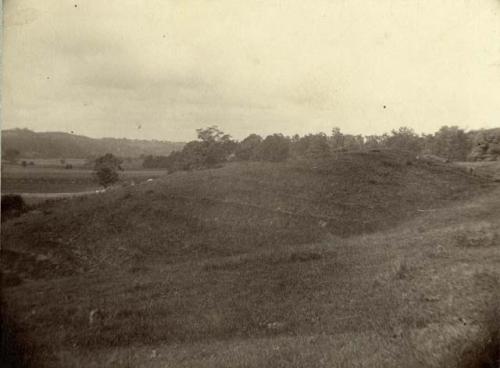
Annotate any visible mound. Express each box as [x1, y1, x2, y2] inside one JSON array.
[[1, 150, 486, 282], [2, 150, 499, 368]]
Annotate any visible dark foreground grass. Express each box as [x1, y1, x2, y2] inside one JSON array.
[[1, 151, 499, 367]]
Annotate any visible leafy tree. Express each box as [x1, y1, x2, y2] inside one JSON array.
[[196, 126, 231, 144], [385, 127, 423, 153], [291, 133, 331, 160], [236, 134, 263, 160], [94, 153, 122, 187], [330, 127, 345, 150], [427, 126, 471, 161], [342, 134, 364, 151], [180, 141, 209, 169], [149, 127, 236, 172], [256, 134, 290, 162], [364, 135, 387, 150], [329, 128, 365, 151], [194, 126, 236, 167]]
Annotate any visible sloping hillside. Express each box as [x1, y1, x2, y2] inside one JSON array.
[[1, 151, 486, 280], [1, 129, 184, 158], [2, 151, 499, 368]]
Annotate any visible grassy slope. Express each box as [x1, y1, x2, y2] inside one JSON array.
[[2, 151, 499, 367]]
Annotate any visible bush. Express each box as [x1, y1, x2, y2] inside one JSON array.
[[1, 195, 26, 220], [94, 153, 122, 187], [95, 167, 119, 188]]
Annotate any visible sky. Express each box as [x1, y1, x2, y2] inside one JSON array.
[[3, 0, 500, 141]]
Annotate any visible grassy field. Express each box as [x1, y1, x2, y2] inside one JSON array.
[[1, 164, 166, 197], [12, 157, 146, 170], [1, 151, 499, 367], [14, 158, 89, 168]]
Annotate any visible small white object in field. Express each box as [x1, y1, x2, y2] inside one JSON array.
[[88, 309, 103, 325], [35, 254, 49, 262], [266, 321, 286, 330], [147, 178, 154, 182], [150, 349, 158, 359]]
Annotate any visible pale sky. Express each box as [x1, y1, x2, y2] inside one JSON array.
[[3, 0, 500, 141]]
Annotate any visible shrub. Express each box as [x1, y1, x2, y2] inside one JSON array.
[[1, 195, 26, 220], [454, 230, 499, 248], [95, 167, 119, 188], [94, 153, 122, 187]]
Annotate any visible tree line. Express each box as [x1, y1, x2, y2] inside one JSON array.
[[142, 125, 479, 172]]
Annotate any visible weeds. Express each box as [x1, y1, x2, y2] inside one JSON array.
[[455, 229, 499, 248]]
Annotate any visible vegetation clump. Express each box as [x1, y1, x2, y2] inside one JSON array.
[[1, 194, 26, 221], [469, 128, 500, 161], [94, 153, 123, 188], [143, 125, 487, 173]]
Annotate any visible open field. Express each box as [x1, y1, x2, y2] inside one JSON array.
[[11, 157, 146, 170], [1, 151, 499, 367], [14, 158, 89, 168], [1, 164, 166, 197]]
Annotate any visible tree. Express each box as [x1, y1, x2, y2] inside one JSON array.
[[192, 126, 236, 167], [193, 125, 237, 167], [4, 148, 20, 163], [94, 153, 122, 187], [180, 141, 209, 169], [342, 134, 364, 151], [236, 134, 263, 160], [256, 134, 290, 162], [330, 127, 345, 150], [365, 135, 387, 150], [291, 133, 331, 160], [428, 126, 471, 161], [328, 128, 365, 151], [196, 126, 231, 144], [385, 127, 423, 153], [150, 127, 236, 173]]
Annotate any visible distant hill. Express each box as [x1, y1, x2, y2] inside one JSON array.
[[1, 129, 185, 158]]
